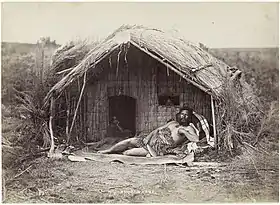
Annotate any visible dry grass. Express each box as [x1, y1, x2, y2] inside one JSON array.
[[215, 74, 278, 153], [51, 39, 99, 73]]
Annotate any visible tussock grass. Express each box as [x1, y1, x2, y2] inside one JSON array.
[[215, 75, 278, 153]]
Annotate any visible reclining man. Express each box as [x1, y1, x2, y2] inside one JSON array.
[[98, 106, 199, 157]]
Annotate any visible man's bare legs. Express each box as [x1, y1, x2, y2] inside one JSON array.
[[98, 129, 157, 155], [98, 138, 148, 156], [98, 137, 139, 154], [123, 147, 148, 156]]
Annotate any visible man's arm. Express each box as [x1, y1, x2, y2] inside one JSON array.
[[145, 121, 178, 143], [178, 126, 199, 142], [148, 121, 178, 136], [157, 120, 178, 130]]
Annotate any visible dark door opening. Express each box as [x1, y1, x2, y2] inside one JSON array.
[[109, 95, 136, 135]]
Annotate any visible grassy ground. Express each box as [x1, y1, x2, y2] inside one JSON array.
[[2, 105, 279, 203], [2, 147, 278, 203]]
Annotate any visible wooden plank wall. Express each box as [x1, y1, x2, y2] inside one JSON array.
[[86, 45, 212, 141], [156, 62, 212, 127]]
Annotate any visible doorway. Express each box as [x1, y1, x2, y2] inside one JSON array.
[[109, 95, 136, 134]]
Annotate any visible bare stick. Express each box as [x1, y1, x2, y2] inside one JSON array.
[[65, 91, 70, 142], [243, 142, 270, 155], [211, 95, 217, 149], [68, 71, 87, 143], [56, 67, 74, 75], [245, 149, 260, 176], [48, 97, 55, 157], [191, 64, 212, 73], [14, 165, 32, 179], [108, 185, 132, 190]]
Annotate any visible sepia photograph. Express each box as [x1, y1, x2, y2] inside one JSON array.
[[1, 1, 279, 203]]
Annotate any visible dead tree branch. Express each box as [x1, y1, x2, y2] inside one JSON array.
[[67, 71, 87, 144]]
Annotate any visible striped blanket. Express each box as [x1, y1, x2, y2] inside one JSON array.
[[193, 112, 215, 147]]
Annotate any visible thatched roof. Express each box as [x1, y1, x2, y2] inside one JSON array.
[[47, 25, 243, 99], [50, 39, 99, 73]]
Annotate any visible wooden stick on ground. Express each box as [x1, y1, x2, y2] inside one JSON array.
[[12, 165, 33, 180], [5, 165, 33, 186]]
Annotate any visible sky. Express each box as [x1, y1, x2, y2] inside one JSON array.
[[1, 2, 279, 48]]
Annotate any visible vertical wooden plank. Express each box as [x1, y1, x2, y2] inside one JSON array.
[[77, 78, 82, 141], [98, 81, 102, 141], [103, 81, 108, 138], [87, 83, 93, 141], [93, 82, 99, 141], [148, 79, 151, 131], [84, 86, 87, 141], [138, 61, 143, 132]]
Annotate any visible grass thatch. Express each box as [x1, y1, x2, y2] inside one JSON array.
[[46, 25, 245, 100], [51, 39, 99, 73]]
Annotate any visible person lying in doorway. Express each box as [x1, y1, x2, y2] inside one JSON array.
[[108, 116, 133, 139], [98, 106, 199, 157], [110, 116, 124, 132], [83, 116, 132, 150]]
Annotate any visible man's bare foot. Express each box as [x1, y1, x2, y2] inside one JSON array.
[[97, 149, 111, 154]]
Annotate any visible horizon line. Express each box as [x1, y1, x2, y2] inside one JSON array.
[[2, 40, 279, 50]]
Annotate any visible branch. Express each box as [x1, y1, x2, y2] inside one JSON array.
[[48, 97, 55, 157], [191, 64, 212, 73], [67, 71, 87, 143], [14, 165, 33, 179], [56, 67, 74, 75]]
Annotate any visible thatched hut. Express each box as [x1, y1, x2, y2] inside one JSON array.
[[46, 25, 257, 147]]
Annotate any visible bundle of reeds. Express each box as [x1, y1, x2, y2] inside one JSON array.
[[215, 74, 264, 153]]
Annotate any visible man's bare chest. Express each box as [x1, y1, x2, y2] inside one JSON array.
[[170, 127, 187, 144]]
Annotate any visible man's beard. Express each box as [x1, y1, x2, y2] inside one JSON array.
[[178, 116, 190, 126]]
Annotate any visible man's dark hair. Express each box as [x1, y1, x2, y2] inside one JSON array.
[[179, 106, 193, 116], [176, 105, 194, 125]]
